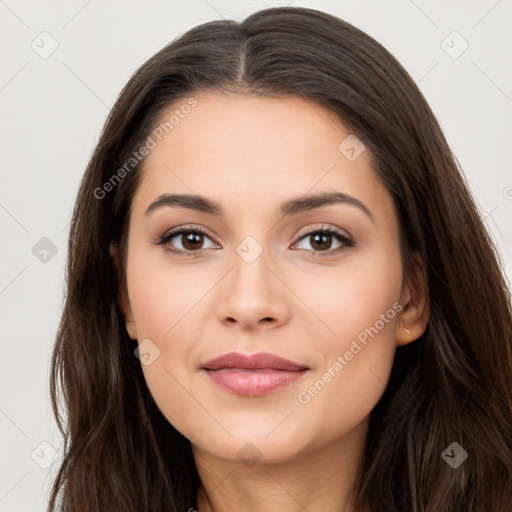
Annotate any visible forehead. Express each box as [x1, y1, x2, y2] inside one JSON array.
[[131, 91, 395, 230]]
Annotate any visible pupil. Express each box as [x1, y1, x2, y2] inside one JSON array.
[[184, 233, 202, 250], [312, 233, 331, 251]]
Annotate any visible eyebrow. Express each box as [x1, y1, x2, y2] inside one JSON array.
[[145, 191, 375, 223]]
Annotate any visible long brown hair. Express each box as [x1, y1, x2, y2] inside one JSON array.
[[48, 6, 512, 511]]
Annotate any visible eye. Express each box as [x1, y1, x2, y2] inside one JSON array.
[[292, 226, 354, 256], [155, 224, 354, 257], [156, 225, 219, 255]]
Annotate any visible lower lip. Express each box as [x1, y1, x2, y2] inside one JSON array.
[[203, 368, 308, 397]]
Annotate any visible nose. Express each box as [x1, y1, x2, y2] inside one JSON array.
[[216, 244, 290, 330]]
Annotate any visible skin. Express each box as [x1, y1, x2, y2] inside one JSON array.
[[111, 91, 430, 512]]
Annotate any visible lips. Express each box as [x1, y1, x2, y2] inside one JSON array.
[[201, 351, 309, 371], [200, 351, 309, 397]]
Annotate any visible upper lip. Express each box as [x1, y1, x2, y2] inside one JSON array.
[[201, 351, 309, 371]]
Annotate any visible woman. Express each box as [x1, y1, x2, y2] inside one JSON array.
[[48, 6, 512, 511]]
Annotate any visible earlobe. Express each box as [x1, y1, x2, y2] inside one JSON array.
[[125, 321, 138, 340], [396, 251, 430, 346]]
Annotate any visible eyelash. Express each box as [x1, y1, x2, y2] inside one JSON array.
[[155, 224, 354, 258]]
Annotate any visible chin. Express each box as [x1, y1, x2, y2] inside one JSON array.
[[188, 419, 315, 465]]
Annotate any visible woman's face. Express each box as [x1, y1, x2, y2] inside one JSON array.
[[114, 91, 426, 464]]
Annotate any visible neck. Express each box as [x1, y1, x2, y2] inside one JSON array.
[[193, 417, 369, 512]]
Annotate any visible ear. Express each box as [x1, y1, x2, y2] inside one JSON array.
[[395, 251, 430, 346], [110, 242, 137, 339]]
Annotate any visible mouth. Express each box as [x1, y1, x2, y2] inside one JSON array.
[[200, 351, 310, 397], [202, 367, 309, 396]]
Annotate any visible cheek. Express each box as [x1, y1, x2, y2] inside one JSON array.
[[128, 251, 211, 340], [302, 254, 402, 351], [293, 253, 402, 422], [125, 252, 221, 433]]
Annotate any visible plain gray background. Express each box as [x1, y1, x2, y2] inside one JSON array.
[[1, 0, 511, 510]]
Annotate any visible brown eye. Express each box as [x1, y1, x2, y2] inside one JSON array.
[[309, 232, 334, 251], [179, 231, 205, 251], [293, 227, 354, 256], [157, 227, 219, 254]]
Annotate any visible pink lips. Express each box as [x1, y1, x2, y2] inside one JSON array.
[[201, 351, 309, 397]]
